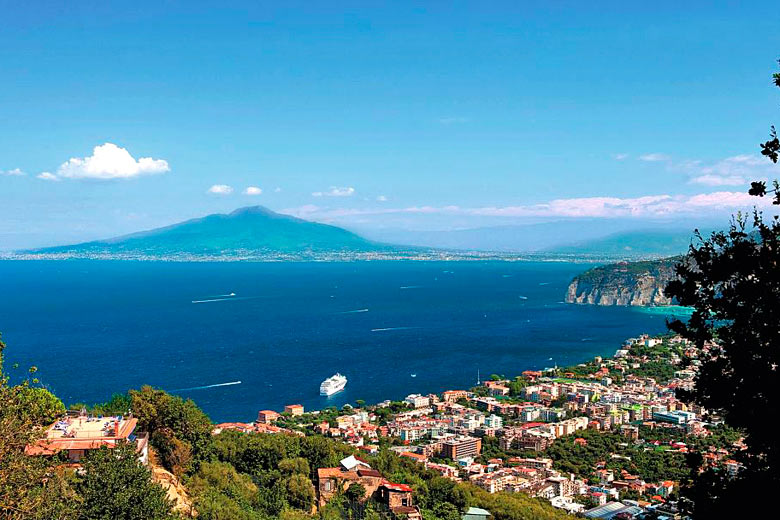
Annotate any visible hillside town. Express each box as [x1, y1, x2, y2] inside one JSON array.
[[188, 333, 739, 519], [20, 332, 740, 519]]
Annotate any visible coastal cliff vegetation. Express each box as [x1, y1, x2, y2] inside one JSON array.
[[565, 257, 680, 306]]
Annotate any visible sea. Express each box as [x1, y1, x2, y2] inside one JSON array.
[[0, 260, 684, 423]]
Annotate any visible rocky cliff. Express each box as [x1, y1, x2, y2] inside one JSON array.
[[565, 257, 681, 306]]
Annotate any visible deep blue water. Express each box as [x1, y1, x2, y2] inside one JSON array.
[[0, 261, 676, 422]]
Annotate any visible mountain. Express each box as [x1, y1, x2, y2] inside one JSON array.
[[565, 257, 681, 306], [27, 206, 392, 258], [355, 221, 634, 252], [549, 229, 706, 258], [353, 220, 711, 257]]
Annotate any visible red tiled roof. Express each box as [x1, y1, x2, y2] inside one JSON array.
[[382, 482, 414, 492]]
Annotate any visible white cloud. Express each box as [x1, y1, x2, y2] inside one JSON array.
[[282, 191, 775, 221], [207, 184, 233, 195], [243, 186, 263, 195], [37, 172, 59, 181], [376, 195, 388, 202], [2, 168, 25, 176], [639, 153, 671, 162], [274, 187, 282, 193], [312, 186, 355, 197], [613, 153, 629, 161], [55, 142, 170, 180], [685, 155, 769, 186], [689, 174, 747, 186]]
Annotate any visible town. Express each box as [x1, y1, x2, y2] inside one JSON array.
[[211, 333, 740, 518], [24, 332, 740, 519]]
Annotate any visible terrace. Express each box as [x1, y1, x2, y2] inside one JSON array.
[[25, 410, 148, 464]]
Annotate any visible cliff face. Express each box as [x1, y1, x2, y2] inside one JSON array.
[[565, 258, 680, 306]]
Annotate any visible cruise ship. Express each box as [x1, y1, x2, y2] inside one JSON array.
[[320, 373, 347, 396]]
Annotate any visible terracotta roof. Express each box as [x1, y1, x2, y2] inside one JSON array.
[[400, 452, 427, 461], [318, 467, 359, 480]]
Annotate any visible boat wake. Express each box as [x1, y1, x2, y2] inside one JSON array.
[[338, 308, 369, 314], [192, 295, 252, 304], [172, 381, 242, 392], [371, 326, 420, 332], [399, 285, 423, 289]]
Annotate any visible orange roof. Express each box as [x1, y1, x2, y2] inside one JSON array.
[[318, 467, 361, 481], [400, 452, 427, 461]]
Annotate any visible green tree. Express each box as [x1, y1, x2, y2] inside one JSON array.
[[285, 473, 315, 511], [130, 385, 212, 472], [426, 502, 461, 520], [0, 333, 71, 519], [76, 442, 174, 520], [279, 457, 310, 477], [344, 482, 366, 503], [188, 461, 261, 520]]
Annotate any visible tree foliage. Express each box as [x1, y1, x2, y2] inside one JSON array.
[[285, 473, 315, 511], [662, 58, 780, 517], [76, 442, 174, 520], [130, 385, 212, 473], [0, 333, 71, 519]]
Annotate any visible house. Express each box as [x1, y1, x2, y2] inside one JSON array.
[[400, 451, 428, 463], [378, 482, 421, 519], [284, 404, 304, 416], [316, 466, 384, 507], [339, 454, 371, 472], [583, 501, 643, 519], [25, 410, 148, 464], [404, 394, 431, 409], [257, 410, 280, 424], [462, 507, 492, 520], [442, 390, 469, 403]]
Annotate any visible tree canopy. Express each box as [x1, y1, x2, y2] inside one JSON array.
[[665, 58, 780, 517]]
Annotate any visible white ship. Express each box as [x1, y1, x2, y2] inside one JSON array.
[[320, 373, 347, 396]]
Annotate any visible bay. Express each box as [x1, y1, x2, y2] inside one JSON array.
[[0, 260, 676, 422]]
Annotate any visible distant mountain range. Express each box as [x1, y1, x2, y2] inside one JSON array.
[[26, 206, 393, 258], [355, 221, 709, 259], [549, 229, 705, 258], [20, 205, 714, 262]]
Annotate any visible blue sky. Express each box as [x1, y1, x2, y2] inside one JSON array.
[[1, 1, 779, 249]]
